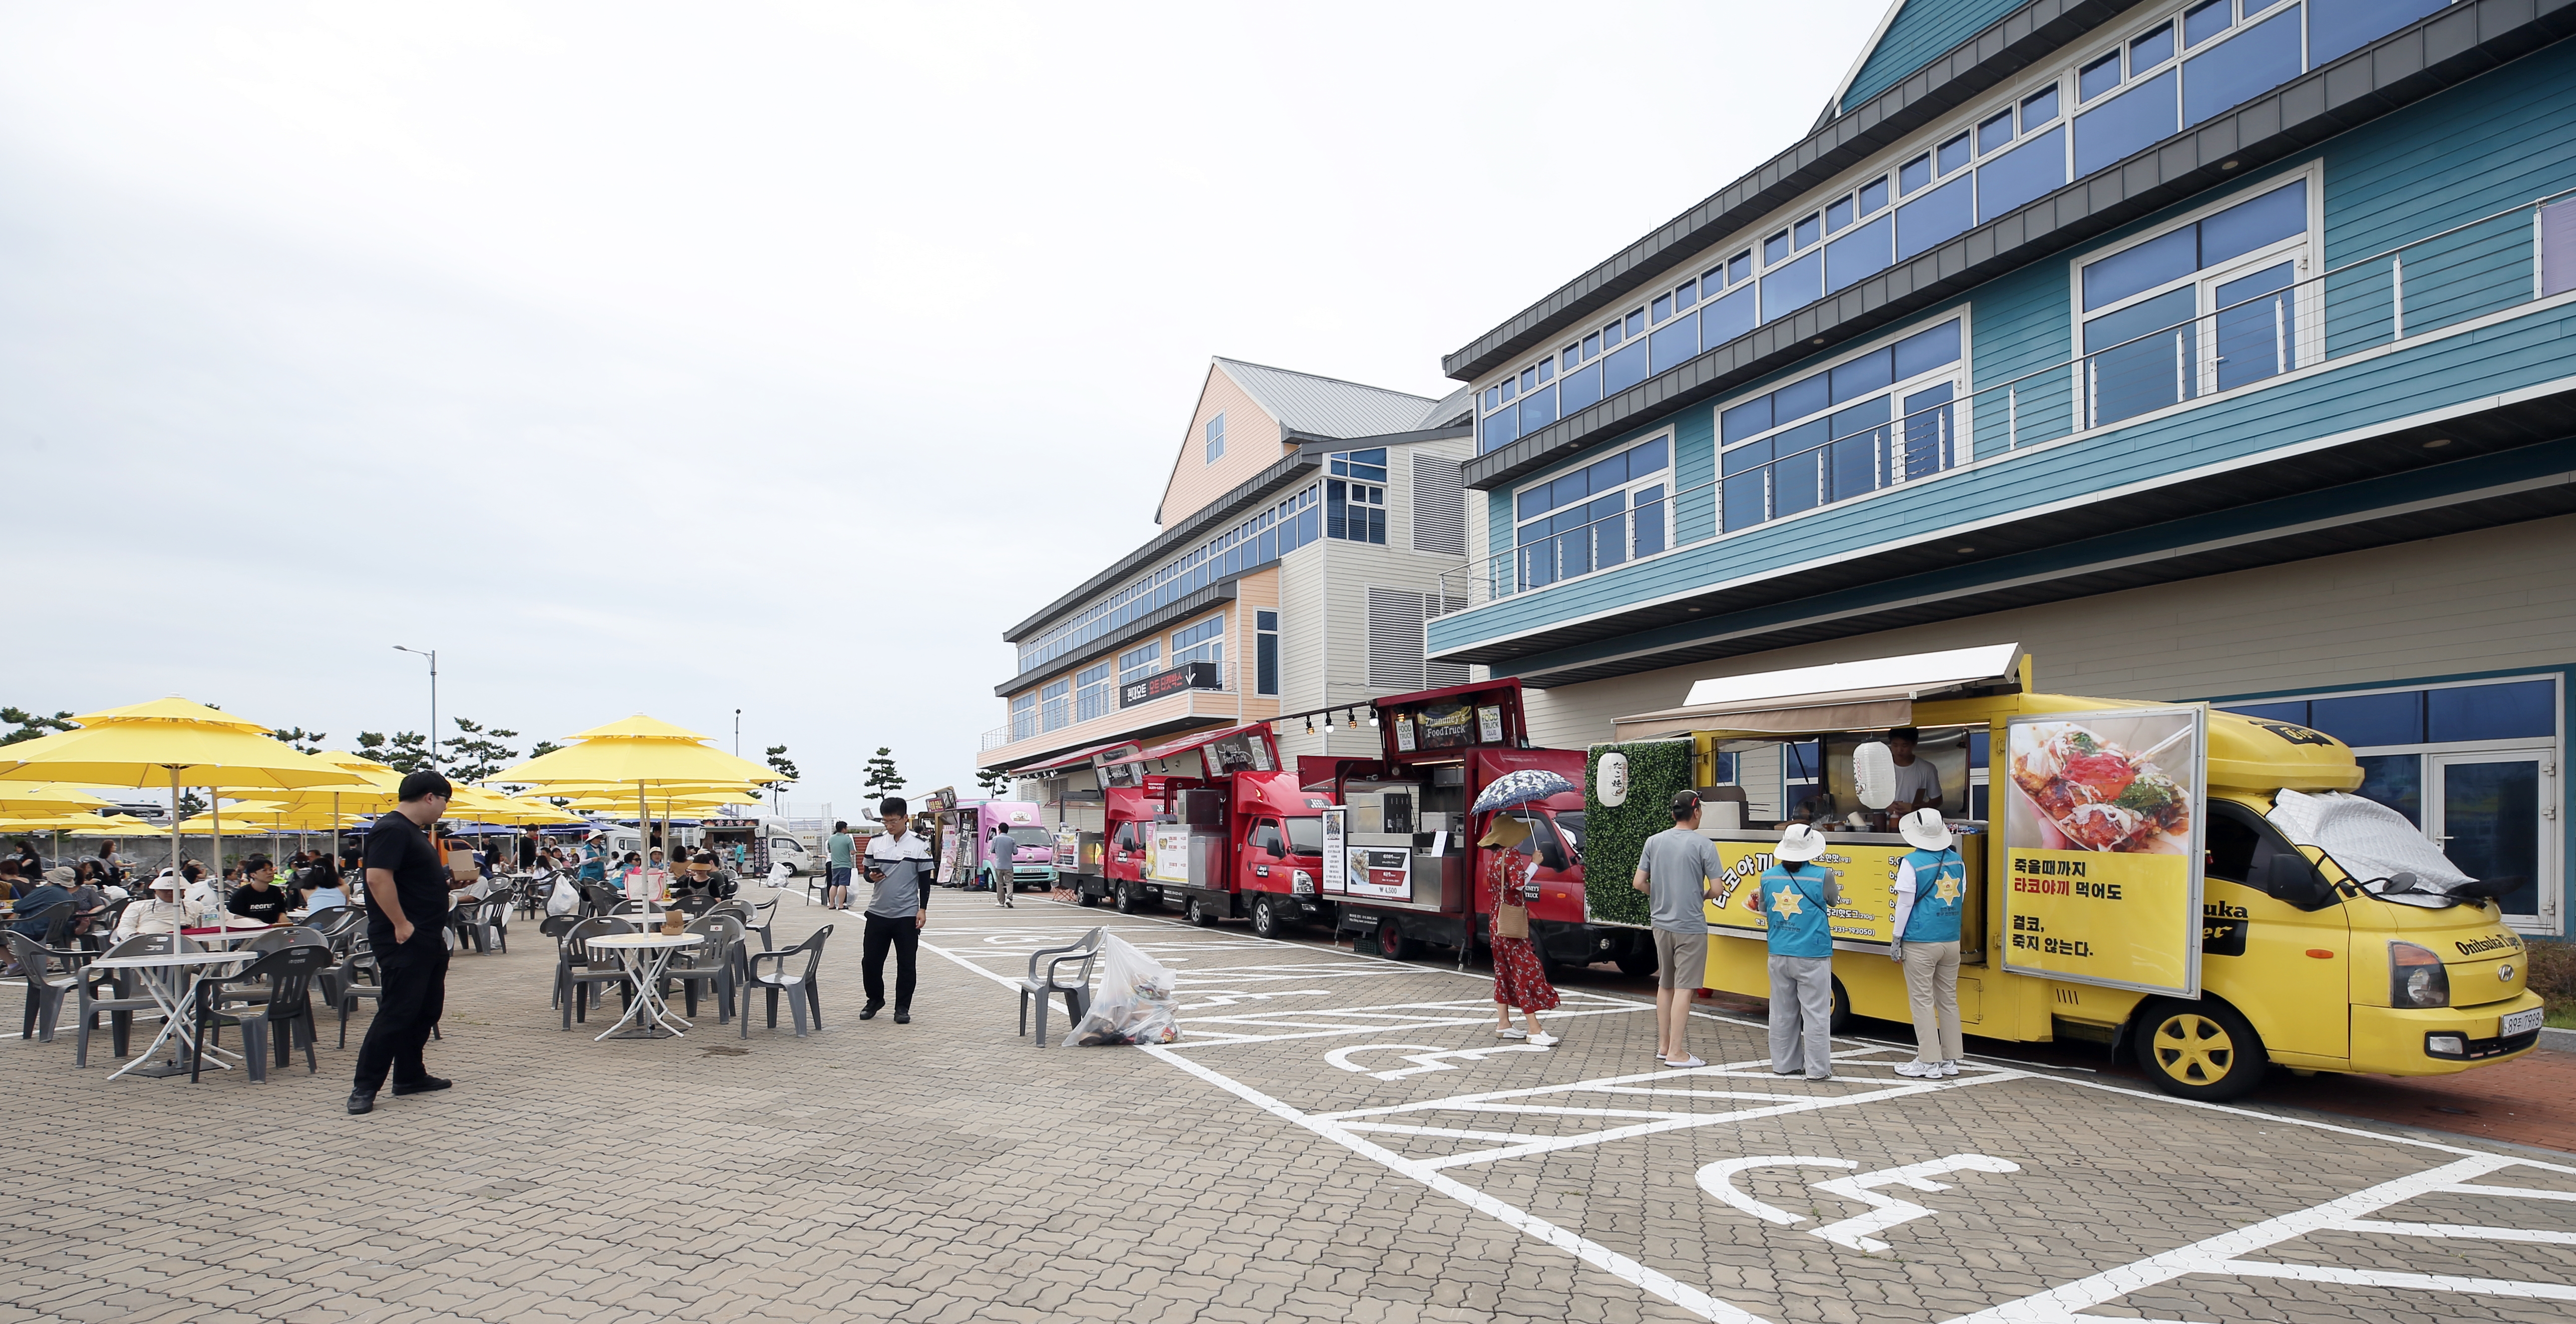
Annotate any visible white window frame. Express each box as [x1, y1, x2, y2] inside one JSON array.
[[1713, 312, 1976, 536], [1171, 612, 1225, 672], [1204, 413, 1226, 465], [1508, 431, 1680, 592], [1117, 641, 1161, 686], [2066, 162, 2325, 427]]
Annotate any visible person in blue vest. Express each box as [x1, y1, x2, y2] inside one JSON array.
[[1887, 807, 1966, 1079], [1757, 822, 1842, 1080]]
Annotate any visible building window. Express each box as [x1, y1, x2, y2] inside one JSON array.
[[1040, 678, 1071, 732], [1204, 413, 1225, 465], [1118, 641, 1161, 685], [1256, 610, 1279, 696], [1009, 694, 1036, 742], [1014, 479, 1321, 676], [1328, 449, 1389, 544], [2219, 675, 2561, 930], [1513, 436, 1673, 590], [2079, 176, 2312, 427], [1075, 660, 1113, 722], [1719, 318, 1964, 533], [1172, 613, 1225, 675]]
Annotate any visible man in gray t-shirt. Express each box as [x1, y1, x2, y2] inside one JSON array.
[[1631, 790, 1725, 1068]]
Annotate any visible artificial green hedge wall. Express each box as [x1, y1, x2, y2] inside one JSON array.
[[1583, 739, 1695, 928]]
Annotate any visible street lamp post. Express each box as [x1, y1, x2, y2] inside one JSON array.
[[735, 708, 742, 757], [393, 645, 438, 770]]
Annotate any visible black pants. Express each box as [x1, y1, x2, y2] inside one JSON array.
[[861, 912, 918, 1011], [354, 932, 449, 1091]]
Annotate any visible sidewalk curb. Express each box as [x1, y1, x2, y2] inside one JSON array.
[[2541, 1026, 2576, 1054]]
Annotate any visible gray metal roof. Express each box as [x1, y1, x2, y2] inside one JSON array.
[[1215, 358, 1446, 440], [1414, 386, 1475, 430]]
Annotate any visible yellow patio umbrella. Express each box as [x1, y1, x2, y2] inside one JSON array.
[[64, 816, 166, 838], [492, 716, 783, 876], [0, 697, 367, 882], [0, 784, 114, 815]]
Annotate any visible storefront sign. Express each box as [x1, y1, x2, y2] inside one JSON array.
[[1148, 825, 1193, 887], [2000, 706, 2206, 997], [1342, 846, 1413, 900], [1701, 839, 1899, 946], [1321, 808, 1347, 891], [1120, 661, 1221, 708]]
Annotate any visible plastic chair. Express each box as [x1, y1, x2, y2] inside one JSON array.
[[557, 917, 636, 1029], [6, 931, 80, 1043], [190, 944, 335, 1083], [744, 924, 832, 1038], [661, 915, 744, 1023], [74, 933, 191, 1067], [739, 897, 779, 951], [1019, 927, 1105, 1049]]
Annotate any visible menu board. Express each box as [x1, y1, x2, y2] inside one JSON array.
[[2000, 706, 2206, 997], [1320, 808, 1347, 891], [1392, 716, 1418, 753], [1148, 825, 1194, 887], [1477, 705, 1505, 744], [1700, 838, 1899, 947], [1417, 702, 1474, 749]]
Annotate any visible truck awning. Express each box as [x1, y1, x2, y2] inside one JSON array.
[[1115, 722, 1273, 766], [1008, 739, 1138, 776], [1611, 642, 2026, 743]]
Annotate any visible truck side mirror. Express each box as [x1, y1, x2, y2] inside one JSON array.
[[2260, 852, 2333, 910]]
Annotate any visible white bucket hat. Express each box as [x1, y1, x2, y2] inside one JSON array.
[[1775, 823, 1827, 862], [1899, 808, 1954, 852]]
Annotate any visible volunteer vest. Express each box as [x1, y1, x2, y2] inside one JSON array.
[[1901, 848, 1966, 943], [1761, 864, 1833, 959]]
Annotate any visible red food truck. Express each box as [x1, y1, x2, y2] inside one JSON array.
[[1315, 680, 1654, 977], [1065, 723, 1334, 937]]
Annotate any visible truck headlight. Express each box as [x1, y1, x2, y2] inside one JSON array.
[[1291, 870, 1315, 895], [2390, 941, 2450, 1008]]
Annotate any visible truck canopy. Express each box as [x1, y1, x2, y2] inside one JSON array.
[[1611, 642, 2026, 741], [1101, 723, 1280, 781]]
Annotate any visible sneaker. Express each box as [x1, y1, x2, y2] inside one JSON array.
[[1495, 1028, 1528, 1039], [1894, 1061, 1939, 1078], [1527, 1033, 1560, 1047], [1805, 1072, 1835, 1082], [1939, 1060, 1962, 1077]]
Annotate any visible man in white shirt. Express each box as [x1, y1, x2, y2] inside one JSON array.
[[859, 797, 932, 1024], [1883, 727, 1946, 818]]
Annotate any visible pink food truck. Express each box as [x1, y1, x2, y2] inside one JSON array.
[[936, 799, 1058, 891]]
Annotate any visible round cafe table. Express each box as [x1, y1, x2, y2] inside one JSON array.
[[584, 932, 703, 1041], [89, 948, 256, 1080]]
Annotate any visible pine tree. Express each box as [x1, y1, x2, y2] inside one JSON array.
[[441, 718, 520, 783], [975, 767, 1014, 796], [862, 748, 904, 804], [272, 726, 329, 754], [356, 731, 435, 774], [0, 707, 74, 747]]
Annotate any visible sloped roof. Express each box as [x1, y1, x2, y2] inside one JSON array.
[[1214, 358, 1444, 441], [1838, 0, 2039, 113], [1414, 386, 1474, 430]]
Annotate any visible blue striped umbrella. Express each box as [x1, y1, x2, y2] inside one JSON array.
[[1471, 769, 1577, 816]]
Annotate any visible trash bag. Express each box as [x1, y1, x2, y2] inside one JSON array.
[[1064, 933, 1181, 1047]]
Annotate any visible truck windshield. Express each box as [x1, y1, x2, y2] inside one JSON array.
[[1282, 816, 1324, 855], [1008, 828, 1052, 848]]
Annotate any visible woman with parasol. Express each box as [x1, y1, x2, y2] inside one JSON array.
[[1472, 768, 1579, 1048]]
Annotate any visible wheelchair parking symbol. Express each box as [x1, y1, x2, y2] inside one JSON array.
[[1324, 1042, 1553, 1081], [1697, 1153, 2021, 1253]]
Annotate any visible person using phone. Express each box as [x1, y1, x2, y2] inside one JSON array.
[[859, 796, 933, 1023]]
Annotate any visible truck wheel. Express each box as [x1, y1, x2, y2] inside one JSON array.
[[2135, 1000, 2268, 1101], [1828, 976, 1855, 1035], [1113, 882, 1140, 914], [1074, 884, 1099, 908], [1387, 926, 1426, 960], [1249, 895, 1284, 939], [1186, 895, 1217, 926], [1614, 946, 1658, 979]]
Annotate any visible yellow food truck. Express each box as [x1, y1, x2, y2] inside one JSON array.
[[1590, 643, 2543, 1100]]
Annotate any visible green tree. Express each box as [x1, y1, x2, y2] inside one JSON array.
[[272, 726, 329, 754], [176, 790, 208, 819], [527, 740, 565, 760], [356, 730, 434, 774], [442, 718, 520, 783], [765, 744, 800, 784], [1, 707, 74, 747], [975, 767, 1014, 796], [862, 747, 904, 803]]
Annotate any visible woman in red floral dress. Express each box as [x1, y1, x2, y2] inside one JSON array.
[[1481, 816, 1560, 1046]]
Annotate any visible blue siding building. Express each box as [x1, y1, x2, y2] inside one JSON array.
[[1431, 0, 2576, 935]]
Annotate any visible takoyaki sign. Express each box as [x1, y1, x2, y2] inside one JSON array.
[[2001, 706, 2207, 997]]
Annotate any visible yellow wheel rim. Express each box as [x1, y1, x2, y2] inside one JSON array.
[[2150, 1013, 2236, 1085]]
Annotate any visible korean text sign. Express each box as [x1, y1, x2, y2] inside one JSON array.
[[2000, 706, 2206, 996]]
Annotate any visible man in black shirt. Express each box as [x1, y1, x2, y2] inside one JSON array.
[[349, 770, 456, 1115], [226, 856, 293, 925]]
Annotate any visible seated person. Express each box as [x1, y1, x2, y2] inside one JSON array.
[[178, 861, 218, 915], [113, 873, 188, 940], [303, 869, 349, 913], [7, 866, 78, 940], [226, 856, 294, 925]]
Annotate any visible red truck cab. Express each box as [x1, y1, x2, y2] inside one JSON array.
[[1074, 723, 1327, 932]]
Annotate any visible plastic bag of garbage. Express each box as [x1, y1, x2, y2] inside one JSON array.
[[1064, 933, 1181, 1047]]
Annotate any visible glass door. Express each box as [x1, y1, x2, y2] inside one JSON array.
[[2427, 749, 2558, 930]]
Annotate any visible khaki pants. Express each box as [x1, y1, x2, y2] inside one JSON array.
[[1901, 940, 1962, 1064]]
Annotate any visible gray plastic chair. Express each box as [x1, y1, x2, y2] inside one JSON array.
[[744, 924, 832, 1038], [6, 931, 80, 1043], [557, 917, 636, 1030], [191, 944, 334, 1083], [1019, 927, 1105, 1048], [661, 914, 744, 1023], [75, 933, 192, 1067]]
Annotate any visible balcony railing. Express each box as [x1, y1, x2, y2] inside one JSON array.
[[981, 658, 1242, 754], [1437, 187, 2576, 618]]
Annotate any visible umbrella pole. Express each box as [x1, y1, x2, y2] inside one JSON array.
[[168, 768, 183, 896]]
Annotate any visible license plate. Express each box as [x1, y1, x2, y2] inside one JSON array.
[[2501, 1007, 2544, 1037]]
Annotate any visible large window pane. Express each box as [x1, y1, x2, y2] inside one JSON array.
[[1649, 316, 1699, 374], [1828, 397, 1889, 503], [1824, 214, 1893, 293], [1770, 419, 1829, 518], [2084, 227, 2199, 311], [2074, 68, 2178, 176], [2441, 759, 2540, 915], [2310, 0, 2448, 66], [1896, 176, 1975, 261], [2214, 260, 2299, 390], [2353, 753, 2422, 825], [2183, 7, 2303, 126], [1899, 382, 1955, 479], [1558, 360, 1602, 415], [1631, 436, 1669, 474], [1761, 250, 1823, 322], [1977, 126, 2066, 222], [1894, 319, 1963, 377], [2310, 690, 2424, 747], [1517, 384, 1557, 436], [1634, 485, 1666, 557], [2085, 286, 2198, 425], [2428, 680, 2557, 742], [1700, 284, 1757, 348], [1722, 395, 1772, 445], [2199, 178, 2308, 266], [1831, 349, 1892, 405], [1589, 494, 1628, 570], [1480, 405, 1518, 454], [2222, 700, 2310, 724], [1723, 474, 1768, 531], [1601, 340, 1649, 395]]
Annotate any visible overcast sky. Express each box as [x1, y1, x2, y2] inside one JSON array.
[[1, 0, 1888, 812]]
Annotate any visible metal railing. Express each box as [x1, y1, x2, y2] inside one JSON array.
[[1437, 188, 2576, 617], [981, 657, 1242, 753]]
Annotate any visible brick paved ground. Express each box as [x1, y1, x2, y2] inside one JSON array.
[[3, 892, 2571, 1324]]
